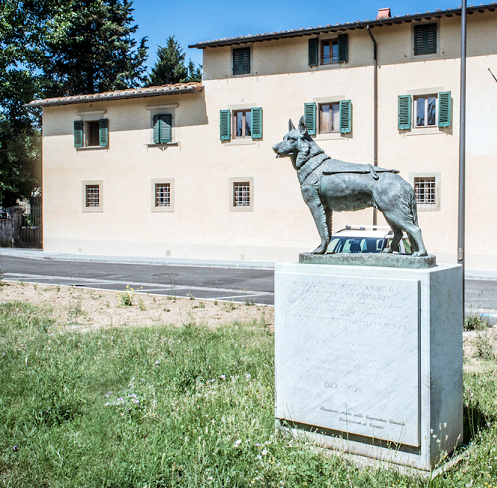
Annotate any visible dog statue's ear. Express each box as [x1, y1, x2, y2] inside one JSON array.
[[298, 116, 308, 135], [288, 119, 295, 131]]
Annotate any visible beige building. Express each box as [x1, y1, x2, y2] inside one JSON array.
[[30, 4, 497, 269]]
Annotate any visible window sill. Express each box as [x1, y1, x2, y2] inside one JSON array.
[[82, 207, 103, 213], [406, 128, 446, 136], [146, 142, 179, 147], [417, 204, 440, 212], [314, 133, 345, 141], [76, 146, 109, 151], [226, 139, 257, 146]]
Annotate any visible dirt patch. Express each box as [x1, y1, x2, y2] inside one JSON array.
[[0, 281, 274, 332]]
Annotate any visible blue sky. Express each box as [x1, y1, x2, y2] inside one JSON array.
[[131, 0, 463, 71]]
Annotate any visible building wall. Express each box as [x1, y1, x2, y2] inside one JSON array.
[[42, 10, 497, 268]]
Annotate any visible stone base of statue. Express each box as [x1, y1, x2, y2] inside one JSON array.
[[275, 259, 463, 472]]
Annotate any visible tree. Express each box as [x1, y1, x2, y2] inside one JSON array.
[[187, 59, 202, 83], [42, 0, 148, 97], [147, 36, 202, 86]]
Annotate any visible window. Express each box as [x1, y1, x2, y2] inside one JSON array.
[[319, 103, 340, 133], [220, 108, 262, 141], [414, 95, 436, 127], [85, 185, 100, 207], [232, 47, 250, 75], [409, 172, 440, 211], [151, 179, 174, 212], [230, 177, 254, 212], [398, 92, 451, 130], [414, 23, 437, 56], [234, 110, 252, 139], [153, 114, 172, 144], [414, 177, 436, 205], [304, 101, 351, 136], [155, 183, 171, 207], [82, 181, 103, 212], [74, 119, 108, 148], [308, 35, 348, 67], [321, 39, 338, 65], [233, 182, 250, 206]]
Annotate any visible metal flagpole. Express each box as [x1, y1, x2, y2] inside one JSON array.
[[458, 0, 467, 309]]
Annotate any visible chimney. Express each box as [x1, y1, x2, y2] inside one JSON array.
[[376, 8, 391, 19]]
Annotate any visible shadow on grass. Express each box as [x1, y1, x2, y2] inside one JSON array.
[[463, 400, 494, 444]]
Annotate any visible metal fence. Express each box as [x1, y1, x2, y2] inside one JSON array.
[[0, 205, 42, 249]]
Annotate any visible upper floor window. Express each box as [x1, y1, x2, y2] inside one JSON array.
[[398, 92, 451, 130], [153, 114, 172, 144], [304, 101, 351, 135], [413, 23, 437, 56], [232, 47, 250, 75], [414, 95, 436, 127], [234, 110, 252, 139], [220, 107, 262, 141], [308, 35, 348, 67], [74, 119, 109, 148]]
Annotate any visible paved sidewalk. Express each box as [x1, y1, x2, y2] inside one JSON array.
[[0, 248, 276, 270]]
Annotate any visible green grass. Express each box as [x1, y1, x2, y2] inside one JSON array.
[[1, 302, 497, 487]]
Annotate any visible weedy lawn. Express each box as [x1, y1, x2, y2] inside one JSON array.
[[1, 301, 497, 487]]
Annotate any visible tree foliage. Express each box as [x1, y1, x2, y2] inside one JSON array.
[[147, 36, 201, 86], [0, 0, 148, 205], [42, 0, 148, 97]]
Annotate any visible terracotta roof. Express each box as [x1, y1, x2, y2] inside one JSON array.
[[27, 82, 203, 108], [188, 3, 497, 49]]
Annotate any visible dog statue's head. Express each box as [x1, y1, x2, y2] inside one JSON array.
[[272, 116, 313, 160]]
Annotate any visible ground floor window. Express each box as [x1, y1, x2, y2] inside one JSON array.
[[82, 181, 103, 212], [319, 103, 340, 133], [409, 172, 440, 211], [151, 179, 174, 212], [155, 183, 171, 207], [230, 177, 254, 212]]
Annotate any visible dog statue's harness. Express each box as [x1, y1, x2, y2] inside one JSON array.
[[298, 152, 399, 187]]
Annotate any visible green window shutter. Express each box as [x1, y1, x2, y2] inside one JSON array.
[[339, 100, 352, 134], [398, 95, 412, 130], [153, 115, 160, 144], [99, 118, 108, 147], [308, 38, 319, 67], [304, 103, 316, 135], [159, 114, 172, 143], [438, 91, 451, 128], [220, 109, 231, 140], [251, 107, 262, 139], [414, 23, 437, 55], [74, 120, 83, 148], [338, 34, 349, 63], [233, 47, 250, 75]]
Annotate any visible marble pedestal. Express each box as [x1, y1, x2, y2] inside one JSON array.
[[275, 262, 463, 471]]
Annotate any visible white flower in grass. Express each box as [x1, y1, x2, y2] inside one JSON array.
[[261, 449, 268, 456], [234, 439, 242, 447], [246, 374, 251, 379], [220, 375, 226, 380]]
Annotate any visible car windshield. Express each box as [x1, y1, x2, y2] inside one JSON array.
[[328, 237, 385, 253]]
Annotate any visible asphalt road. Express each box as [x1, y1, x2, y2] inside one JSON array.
[[0, 255, 275, 305], [1, 254, 497, 313]]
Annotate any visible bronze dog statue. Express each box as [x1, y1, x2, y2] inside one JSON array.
[[272, 116, 427, 256]]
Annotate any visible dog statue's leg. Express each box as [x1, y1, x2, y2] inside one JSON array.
[[301, 185, 329, 254]]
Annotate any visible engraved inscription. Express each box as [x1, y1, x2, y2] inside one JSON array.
[[275, 272, 420, 447]]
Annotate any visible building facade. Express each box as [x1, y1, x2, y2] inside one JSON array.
[[30, 5, 497, 269]]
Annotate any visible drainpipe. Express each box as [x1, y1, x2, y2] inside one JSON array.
[[367, 25, 379, 226]]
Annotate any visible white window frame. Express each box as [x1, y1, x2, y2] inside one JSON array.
[[413, 94, 438, 128], [151, 178, 175, 212]]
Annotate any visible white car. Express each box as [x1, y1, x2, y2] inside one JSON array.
[[327, 225, 412, 254]]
